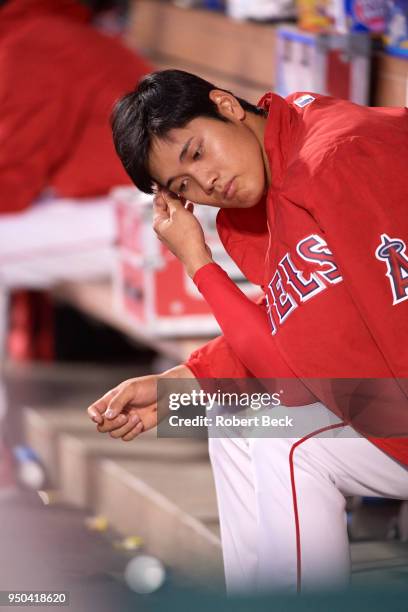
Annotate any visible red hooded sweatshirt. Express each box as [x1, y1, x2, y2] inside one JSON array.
[[0, 0, 153, 213], [185, 92, 408, 466]]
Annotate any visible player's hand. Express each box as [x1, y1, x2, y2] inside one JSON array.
[[86, 365, 196, 442], [87, 374, 159, 441], [152, 189, 213, 278]]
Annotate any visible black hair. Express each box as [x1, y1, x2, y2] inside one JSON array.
[[111, 69, 266, 194]]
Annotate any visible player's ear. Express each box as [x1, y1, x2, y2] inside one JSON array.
[[209, 89, 245, 121]]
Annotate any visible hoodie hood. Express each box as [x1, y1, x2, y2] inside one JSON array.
[[215, 92, 301, 287], [216, 196, 269, 286]]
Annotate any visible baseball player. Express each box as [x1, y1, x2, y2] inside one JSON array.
[[87, 70, 408, 594]]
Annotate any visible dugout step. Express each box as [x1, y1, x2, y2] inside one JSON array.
[[22, 405, 206, 486], [23, 406, 96, 485], [22, 405, 222, 587], [350, 540, 408, 588], [94, 458, 223, 589], [58, 432, 210, 508], [351, 540, 408, 568]]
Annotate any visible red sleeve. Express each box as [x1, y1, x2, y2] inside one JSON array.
[[184, 263, 320, 407], [184, 334, 253, 379], [185, 262, 295, 378]]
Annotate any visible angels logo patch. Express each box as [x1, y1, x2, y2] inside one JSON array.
[[375, 233, 408, 305]]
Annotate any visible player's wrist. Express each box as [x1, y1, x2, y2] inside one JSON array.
[[185, 252, 214, 279], [159, 364, 197, 380]]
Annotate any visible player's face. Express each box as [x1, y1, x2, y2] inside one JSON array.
[[148, 90, 269, 208]]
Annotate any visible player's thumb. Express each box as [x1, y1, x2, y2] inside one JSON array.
[[104, 386, 134, 420]]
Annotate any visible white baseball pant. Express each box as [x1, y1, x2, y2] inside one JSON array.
[[207, 402, 408, 595]]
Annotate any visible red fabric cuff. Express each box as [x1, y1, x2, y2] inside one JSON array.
[[192, 262, 227, 289]]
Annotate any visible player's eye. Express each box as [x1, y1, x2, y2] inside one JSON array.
[[193, 145, 202, 161], [178, 179, 188, 193]]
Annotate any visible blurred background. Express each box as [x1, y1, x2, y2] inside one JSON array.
[[0, 0, 407, 609]]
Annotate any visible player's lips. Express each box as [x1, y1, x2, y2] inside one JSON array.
[[222, 177, 237, 200]]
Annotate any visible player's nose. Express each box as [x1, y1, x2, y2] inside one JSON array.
[[191, 165, 219, 197], [202, 169, 218, 195]]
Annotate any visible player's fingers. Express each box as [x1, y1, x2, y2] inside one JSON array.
[[166, 196, 184, 215], [152, 210, 170, 236], [159, 190, 185, 215], [103, 385, 137, 420], [104, 380, 158, 420], [139, 405, 158, 431], [87, 388, 118, 424], [87, 402, 104, 424], [109, 413, 142, 439], [121, 421, 145, 442], [153, 191, 168, 211], [152, 193, 170, 228], [96, 413, 129, 433], [120, 401, 157, 440], [161, 188, 177, 202]]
